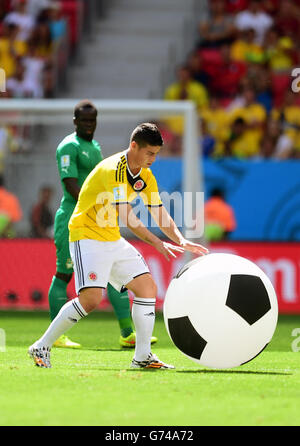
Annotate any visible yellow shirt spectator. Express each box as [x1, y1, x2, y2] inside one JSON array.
[[164, 65, 209, 135], [229, 100, 266, 156], [202, 106, 231, 156], [271, 105, 300, 151], [164, 79, 208, 110], [231, 39, 264, 64], [0, 38, 27, 78], [264, 27, 294, 72]]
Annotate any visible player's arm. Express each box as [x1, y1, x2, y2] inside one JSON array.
[[149, 205, 209, 256], [62, 178, 81, 201], [57, 143, 80, 200], [116, 203, 184, 261]]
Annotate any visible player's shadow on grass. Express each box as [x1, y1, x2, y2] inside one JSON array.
[[176, 369, 292, 376]]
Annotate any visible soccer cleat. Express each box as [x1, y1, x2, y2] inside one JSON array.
[[131, 353, 175, 369], [119, 331, 158, 348], [53, 334, 81, 349], [28, 345, 51, 368]]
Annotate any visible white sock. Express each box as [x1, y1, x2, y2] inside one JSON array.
[[132, 297, 156, 361], [35, 297, 87, 349]]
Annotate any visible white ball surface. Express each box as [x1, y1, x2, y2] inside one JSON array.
[[163, 253, 278, 369]]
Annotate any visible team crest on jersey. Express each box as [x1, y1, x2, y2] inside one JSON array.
[[133, 179, 145, 191], [61, 155, 70, 167], [88, 272, 97, 281]]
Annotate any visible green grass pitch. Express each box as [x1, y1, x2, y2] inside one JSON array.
[[0, 310, 300, 426]]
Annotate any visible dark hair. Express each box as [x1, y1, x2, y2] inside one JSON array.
[[233, 117, 246, 126], [130, 123, 163, 147], [74, 100, 97, 119], [0, 175, 4, 187]]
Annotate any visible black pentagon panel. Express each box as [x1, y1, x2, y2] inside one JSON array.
[[226, 274, 271, 325], [168, 316, 207, 360]]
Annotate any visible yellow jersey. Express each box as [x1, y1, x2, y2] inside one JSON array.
[[69, 150, 162, 242], [229, 104, 266, 156]]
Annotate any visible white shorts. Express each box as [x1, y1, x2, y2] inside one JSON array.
[[69, 238, 150, 294]]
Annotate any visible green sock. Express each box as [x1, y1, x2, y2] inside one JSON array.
[[107, 283, 134, 337], [48, 276, 68, 321]]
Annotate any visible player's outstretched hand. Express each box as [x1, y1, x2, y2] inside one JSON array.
[[154, 240, 185, 261], [180, 239, 209, 256]]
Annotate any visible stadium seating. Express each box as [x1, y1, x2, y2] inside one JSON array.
[[162, 0, 300, 160]]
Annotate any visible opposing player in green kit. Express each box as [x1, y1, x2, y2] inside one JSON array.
[[49, 100, 157, 348]]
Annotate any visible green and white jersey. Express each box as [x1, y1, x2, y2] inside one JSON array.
[[56, 132, 103, 210]]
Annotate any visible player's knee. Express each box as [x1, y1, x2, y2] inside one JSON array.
[[78, 288, 102, 313], [127, 274, 157, 298], [147, 278, 157, 297]]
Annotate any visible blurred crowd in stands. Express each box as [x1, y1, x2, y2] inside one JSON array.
[[161, 0, 300, 160], [0, 0, 69, 99], [0, 0, 81, 166], [0, 0, 80, 237]]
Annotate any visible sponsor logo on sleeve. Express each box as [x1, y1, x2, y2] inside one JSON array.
[[113, 186, 125, 201], [61, 155, 70, 168]]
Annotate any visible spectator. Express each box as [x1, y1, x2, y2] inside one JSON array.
[[271, 91, 300, 155], [229, 86, 267, 156], [4, 0, 35, 42], [48, 1, 67, 43], [209, 43, 247, 100], [22, 39, 46, 97], [0, 174, 22, 238], [260, 119, 294, 159], [30, 185, 54, 238], [0, 23, 27, 78], [226, 76, 253, 111], [6, 56, 38, 97], [264, 27, 295, 73], [164, 65, 209, 136], [186, 50, 211, 88], [164, 65, 208, 109], [201, 96, 231, 156], [225, 116, 258, 157], [235, 0, 273, 44], [28, 22, 53, 58], [198, 0, 236, 48], [254, 66, 273, 114], [204, 187, 236, 241], [230, 28, 265, 64]]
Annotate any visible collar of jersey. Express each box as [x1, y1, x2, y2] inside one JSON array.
[[125, 150, 142, 179]]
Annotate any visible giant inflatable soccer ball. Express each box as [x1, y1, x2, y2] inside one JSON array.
[[163, 253, 278, 369]]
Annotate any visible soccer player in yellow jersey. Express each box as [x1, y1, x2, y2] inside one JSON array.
[[29, 123, 208, 369]]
